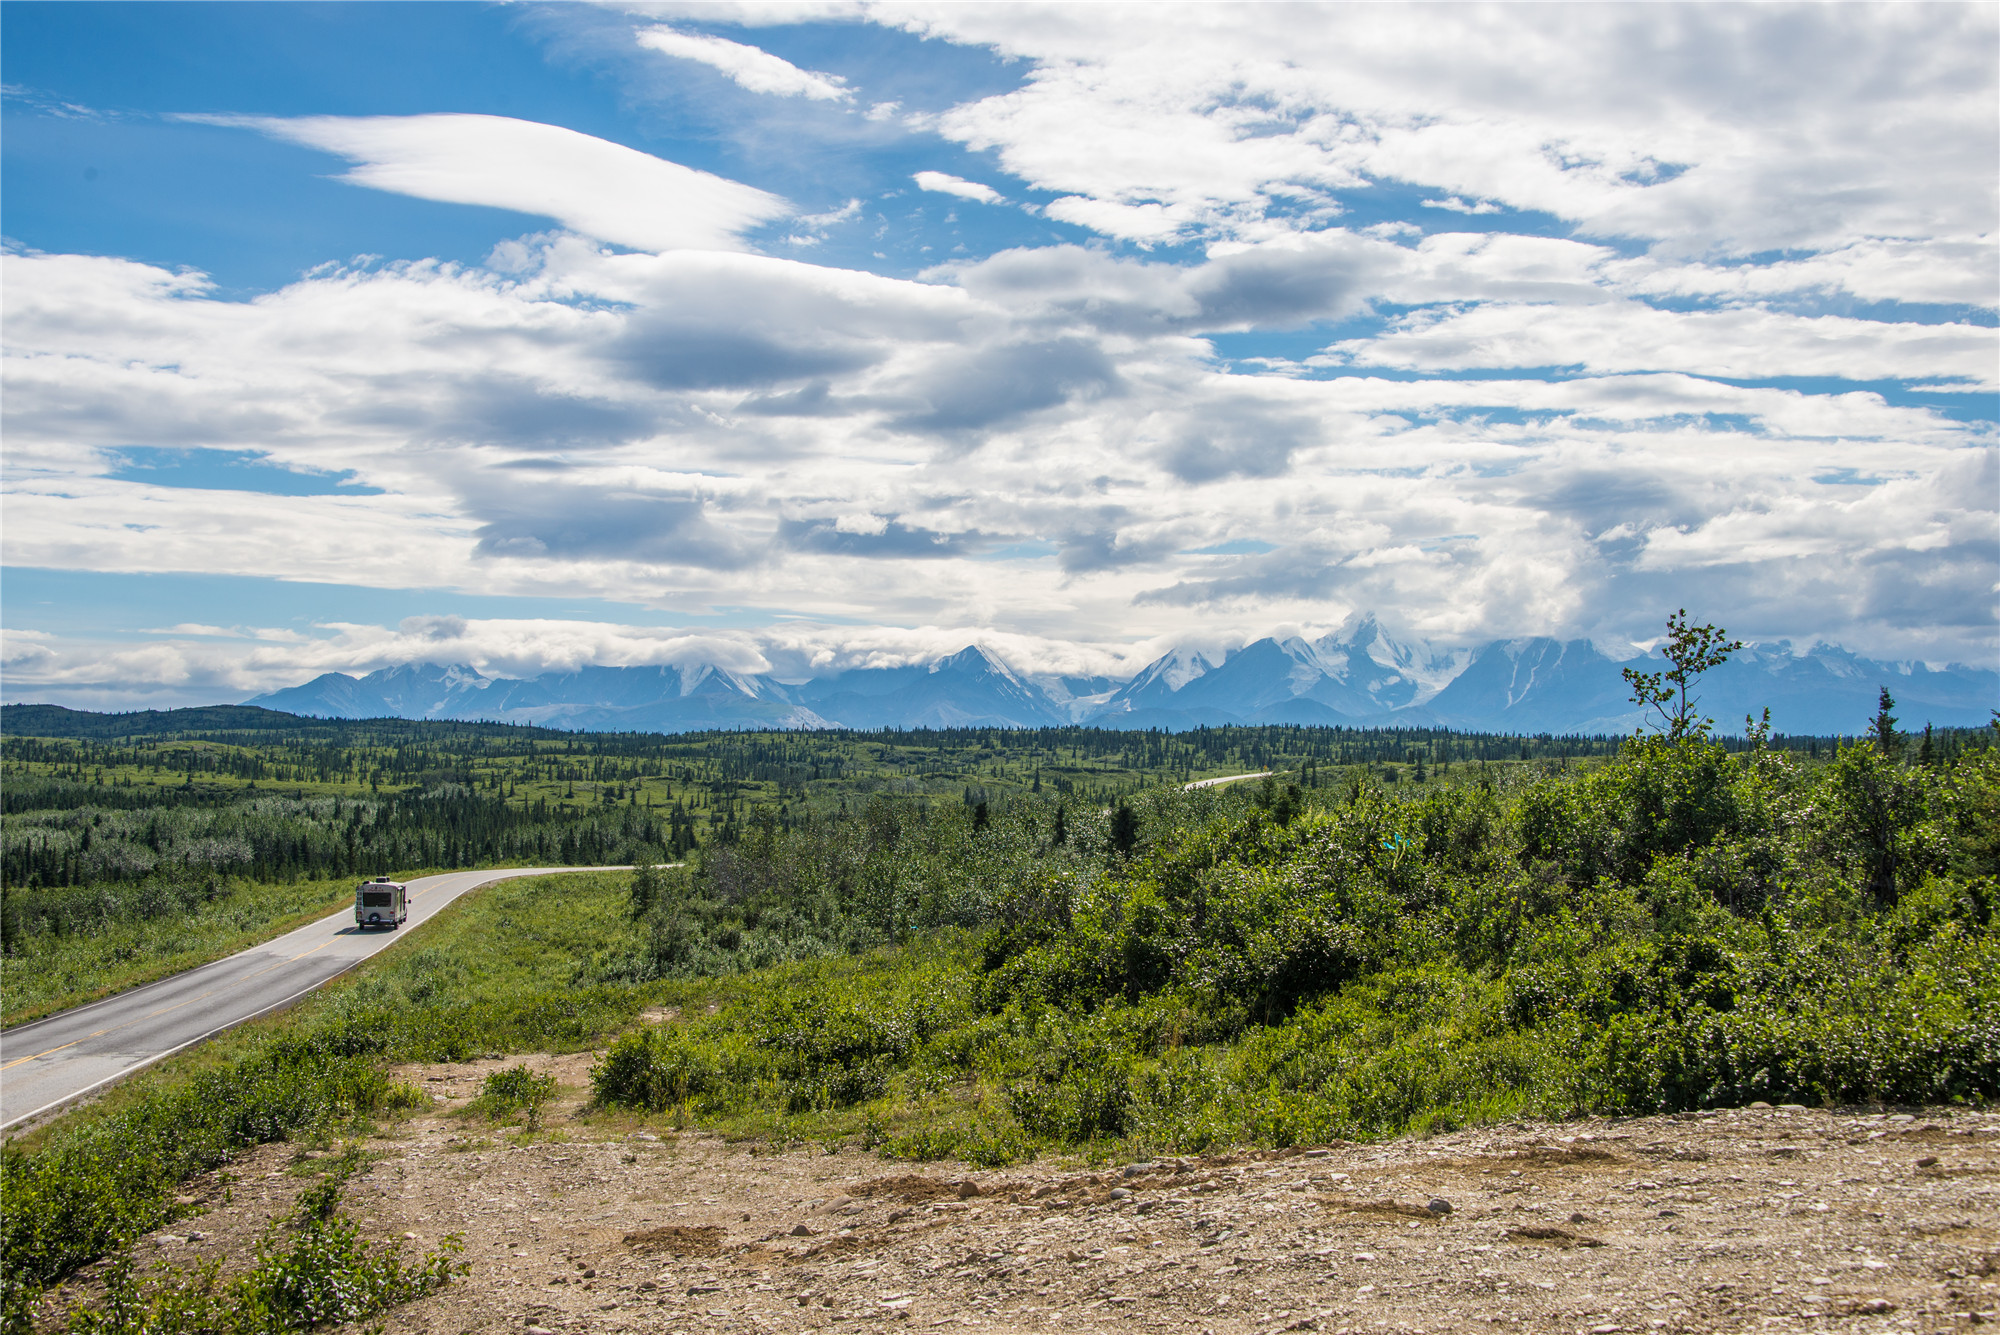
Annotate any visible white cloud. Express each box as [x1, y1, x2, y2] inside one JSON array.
[[881, 4, 1996, 260], [1320, 301, 1998, 387], [6, 229, 1993, 668], [1420, 197, 1501, 215], [634, 26, 851, 100], [796, 198, 863, 228], [205, 113, 789, 253], [1605, 237, 1999, 310], [912, 171, 1005, 205]]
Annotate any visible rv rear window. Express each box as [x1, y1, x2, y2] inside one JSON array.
[[361, 890, 394, 907]]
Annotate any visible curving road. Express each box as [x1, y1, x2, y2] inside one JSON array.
[[0, 866, 624, 1133], [1183, 771, 1274, 790]]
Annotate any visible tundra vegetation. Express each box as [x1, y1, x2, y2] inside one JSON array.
[[2, 709, 1664, 1024], [3, 685, 1995, 1332]]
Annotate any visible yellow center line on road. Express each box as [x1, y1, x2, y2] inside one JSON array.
[[141, 990, 220, 1022], [4, 986, 235, 1067], [2, 1039, 81, 1071], [1, 945, 340, 1074]]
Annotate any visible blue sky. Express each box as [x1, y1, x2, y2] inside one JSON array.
[[3, 2, 1996, 708]]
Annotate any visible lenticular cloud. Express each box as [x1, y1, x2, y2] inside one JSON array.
[[219, 113, 790, 254]]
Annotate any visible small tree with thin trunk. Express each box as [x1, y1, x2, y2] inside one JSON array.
[[1622, 609, 1744, 740]]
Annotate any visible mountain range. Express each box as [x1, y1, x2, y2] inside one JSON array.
[[245, 617, 1997, 737]]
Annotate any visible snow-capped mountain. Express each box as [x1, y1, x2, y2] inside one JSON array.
[[1423, 639, 1640, 733], [1095, 616, 1472, 728], [245, 624, 1997, 736], [1328, 615, 1474, 709], [250, 662, 832, 733], [252, 663, 494, 721], [792, 646, 1068, 730]]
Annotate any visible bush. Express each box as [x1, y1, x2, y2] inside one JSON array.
[[465, 1065, 559, 1128], [1006, 1031, 1134, 1142], [591, 1028, 720, 1111], [1, 1041, 396, 1327]]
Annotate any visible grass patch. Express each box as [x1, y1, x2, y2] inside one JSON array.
[[0, 870, 648, 1327], [462, 1066, 559, 1130]]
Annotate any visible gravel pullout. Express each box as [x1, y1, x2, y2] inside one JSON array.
[[36, 1055, 2000, 1335]]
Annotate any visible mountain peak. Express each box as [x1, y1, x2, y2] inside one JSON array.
[[932, 644, 995, 672]]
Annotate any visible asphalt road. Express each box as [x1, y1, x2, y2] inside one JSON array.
[[0, 866, 620, 1133], [1183, 770, 1274, 789]]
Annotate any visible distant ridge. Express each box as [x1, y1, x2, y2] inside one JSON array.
[[231, 621, 1998, 737], [0, 703, 324, 740], [0, 702, 577, 742]]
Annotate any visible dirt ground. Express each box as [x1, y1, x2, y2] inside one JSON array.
[[42, 1052, 2000, 1335]]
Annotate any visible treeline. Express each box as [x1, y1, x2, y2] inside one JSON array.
[[8, 697, 1991, 957], [0, 784, 670, 945], [10, 702, 1912, 791]]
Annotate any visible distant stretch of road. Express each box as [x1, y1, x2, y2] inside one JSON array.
[[1183, 771, 1274, 790], [0, 866, 626, 1133]]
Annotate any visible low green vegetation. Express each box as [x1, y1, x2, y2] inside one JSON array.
[[1, 868, 645, 1329], [5, 662, 1996, 1332], [588, 726, 1999, 1164], [60, 1148, 463, 1335], [464, 1066, 559, 1131]]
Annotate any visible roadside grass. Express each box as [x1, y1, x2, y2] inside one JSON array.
[[0, 870, 646, 1327], [46, 1144, 465, 1335], [6, 869, 997, 1323]]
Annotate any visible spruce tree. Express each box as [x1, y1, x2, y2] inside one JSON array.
[[1109, 800, 1140, 860], [1872, 688, 1902, 759]]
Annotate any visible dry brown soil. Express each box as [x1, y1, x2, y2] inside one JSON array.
[[40, 1052, 2000, 1335]]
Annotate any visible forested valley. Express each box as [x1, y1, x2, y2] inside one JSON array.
[[4, 694, 1996, 1331]]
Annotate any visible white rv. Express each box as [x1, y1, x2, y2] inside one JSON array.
[[355, 877, 408, 929]]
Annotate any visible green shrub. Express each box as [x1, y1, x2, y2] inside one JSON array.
[[464, 1065, 559, 1128], [380, 1081, 429, 1111], [591, 1028, 721, 1111], [1, 1040, 394, 1327], [1006, 1032, 1133, 1142]]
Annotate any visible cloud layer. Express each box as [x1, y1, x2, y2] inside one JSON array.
[[3, 4, 1995, 707]]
